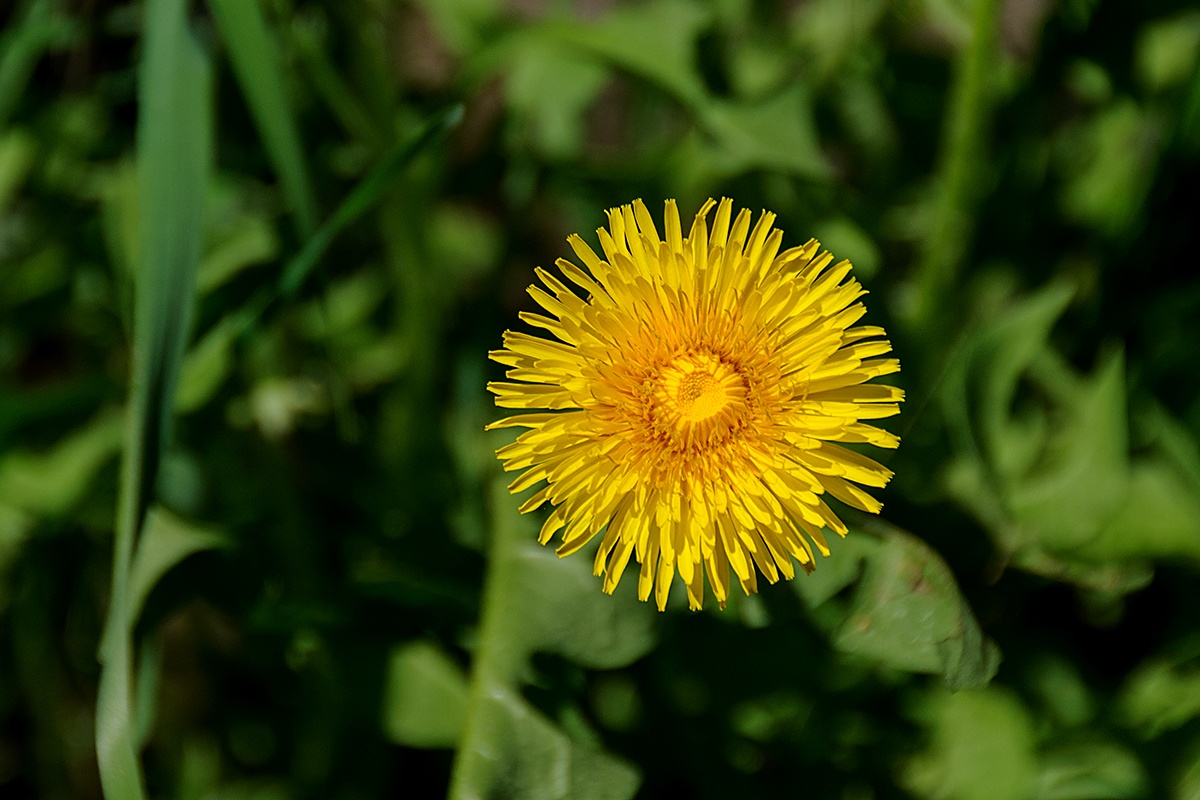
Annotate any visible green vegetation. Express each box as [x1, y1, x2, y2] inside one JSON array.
[[1, 0, 1198, 797]]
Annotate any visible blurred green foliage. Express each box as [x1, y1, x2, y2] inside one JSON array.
[[1, 0, 1199, 798]]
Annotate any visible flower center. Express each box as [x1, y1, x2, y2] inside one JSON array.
[[655, 351, 745, 428]]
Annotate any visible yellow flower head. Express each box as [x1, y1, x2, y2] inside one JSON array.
[[487, 199, 902, 610]]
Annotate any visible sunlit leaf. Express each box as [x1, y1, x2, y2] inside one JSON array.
[[458, 687, 639, 800], [504, 40, 608, 159], [1090, 458, 1200, 561], [792, 530, 871, 611], [1028, 656, 1096, 729], [514, 542, 657, 670], [1119, 659, 1200, 739], [196, 214, 279, 296], [127, 506, 227, 625], [1008, 350, 1129, 552], [549, 0, 711, 110], [970, 280, 1074, 479], [383, 641, 469, 749], [0, 128, 35, 212], [812, 216, 883, 280], [175, 316, 241, 414], [1176, 740, 1200, 800], [1135, 11, 1200, 93], [1037, 741, 1149, 800], [1057, 100, 1161, 238], [702, 85, 830, 179], [790, 0, 888, 82], [96, 1, 213, 797], [830, 524, 999, 689], [414, 0, 499, 56], [0, 410, 123, 516], [448, 478, 652, 799], [903, 688, 1039, 800]]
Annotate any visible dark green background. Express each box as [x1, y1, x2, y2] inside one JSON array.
[[1, 0, 1199, 798]]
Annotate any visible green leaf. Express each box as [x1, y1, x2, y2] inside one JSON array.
[[414, 0, 500, 56], [197, 213, 279, 296], [1089, 458, 1200, 561], [514, 542, 657, 670], [548, 0, 711, 111], [0, 410, 123, 516], [1007, 350, 1129, 551], [971, 281, 1074, 479], [465, 688, 640, 800], [791, 0, 889, 83], [1119, 659, 1200, 739], [278, 104, 464, 300], [504, 40, 608, 159], [1057, 100, 1161, 238], [382, 641, 469, 749], [702, 85, 831, 179], [0, 128, 36, 212], [1036, 741, 1149, 800], [791, 530, 872, 611], [903, 688, 1039, 800], [812, 216, 883, 280], [206, 0, 318, 237], [830, 524, 1000, 689], [127, 506, 228, 625], [1028, 656, 1096, 729], [96, 1, 213, 798], [1144, 404, 1200, 497], [1135, 11, 1200, 93], [938, 284, 1190, 582], [1176, 741, 1200, 800], [448, 478, 649, 799], [175, 315, 241, 414], [0, 0, 76, 130], [430, 203, 502, 282], [910, 0, 1001, 323], [133, 635, 162, 749], [1008, 548, 1153, 594], [295, 270, 388, 340], [99, 160, 140, 283]]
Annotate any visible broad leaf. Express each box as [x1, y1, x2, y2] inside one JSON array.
[[825, 524, 999, 689], [548, 0, 711, 111], [1119, 659, 1200, 739], [459, 688, 639, 800], [1037, 741, 1148, 800], [903, 688, 1039, 800], [383, 641, 469, 749]]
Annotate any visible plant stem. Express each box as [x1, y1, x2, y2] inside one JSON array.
[[447, 479, 528, 800], [913, 0, 1000, 327]]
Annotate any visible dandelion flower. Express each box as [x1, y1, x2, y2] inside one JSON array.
[[487, 199, 902, 610]]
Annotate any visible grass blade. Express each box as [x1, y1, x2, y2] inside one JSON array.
[[278, 104, 463, 299], [206, 0, 318, 237], [0, 0, 74, 130], [95, 0, 212, 798]]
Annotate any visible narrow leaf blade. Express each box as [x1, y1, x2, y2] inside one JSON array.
[[96, 1, 213, 798], [278, 104, 464, 299], [206, 0, 318, 237]]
